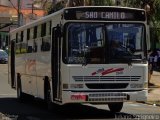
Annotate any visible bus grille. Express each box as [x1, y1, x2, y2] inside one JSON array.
[[88, 93, 128, 102], [73, 76, 141, 82], [85, 83, 128, 89]]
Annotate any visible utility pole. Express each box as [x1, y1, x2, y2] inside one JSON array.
[[32, 3, 34, 15], [27, 3, 35, 20], [17, 0, 21, 26]]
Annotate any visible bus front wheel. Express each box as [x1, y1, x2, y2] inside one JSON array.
[[108, 102, 123, 113]]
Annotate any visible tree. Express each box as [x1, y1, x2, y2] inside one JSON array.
[[33, 0, 53, 14], [92, 0, 114, 6], [123, 0, 141, 8], [66, 0, 84, 7], [48, 0, 66, 14], [150, 0, 160, 27], [149, 0, 160, 49]]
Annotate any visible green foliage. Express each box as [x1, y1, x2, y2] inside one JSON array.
[[33, 0, 54, 14], [93, 0, 104, 5], [122, 0, 141, 8], [93, 0, 114, 6], [104, 0, 114, 6], [152, 0, 160, 26], [48, 1, 65, 14], [45, 0, 160, 26]]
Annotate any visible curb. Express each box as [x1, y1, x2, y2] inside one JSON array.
[[138, 101, 160, 107], [146, 102, 160, 107], [148, 83, 160, 89]]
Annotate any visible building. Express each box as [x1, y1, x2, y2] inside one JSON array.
[[0, 0, 12, 49], [0, 0, 45, 49]]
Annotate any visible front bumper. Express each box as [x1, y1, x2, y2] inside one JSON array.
[[62, 90, 147, 104]]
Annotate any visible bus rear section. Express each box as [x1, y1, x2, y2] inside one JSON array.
[[60, 7, 148, 112]]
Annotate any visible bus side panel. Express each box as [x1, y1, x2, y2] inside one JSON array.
[[36, 51, 52, 99], [23, 52, 37, 96], [35, 14, 62, 100]]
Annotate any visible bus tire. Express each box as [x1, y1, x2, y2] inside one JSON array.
[[108, 102, 123, 113], [44, 80, 53, 110], [17, 74, 25, 102]]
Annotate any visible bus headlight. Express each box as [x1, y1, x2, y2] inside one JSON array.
[[130, 83, 143, 88], [63, 84, 69, 89]]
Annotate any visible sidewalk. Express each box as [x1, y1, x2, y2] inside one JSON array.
[[147, 70, 160, 106]]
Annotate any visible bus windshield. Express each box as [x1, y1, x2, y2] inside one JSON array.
[[65, 23, 145, 64]]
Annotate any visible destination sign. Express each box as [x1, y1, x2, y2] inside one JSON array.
[[64, 7, 146, 21], [77, 11, 130, 20]]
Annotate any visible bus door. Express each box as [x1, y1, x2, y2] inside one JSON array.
[[52, 25, 61, 100], [10, 40, 16, 88]]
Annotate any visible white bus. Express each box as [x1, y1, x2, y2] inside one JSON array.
[[9, 6, 149, 112]]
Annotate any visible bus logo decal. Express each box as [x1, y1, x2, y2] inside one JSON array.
[[26, 59, 36, 72], [102, 68, 124, 75], [92, 68, 124, 76], [92, 68, 105, 75]]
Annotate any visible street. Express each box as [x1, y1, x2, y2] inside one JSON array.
[[0, 64, 160, 120], [0, 64, 16, 97]]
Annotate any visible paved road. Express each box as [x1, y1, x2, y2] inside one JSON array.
[[0, 99, 160, 120], [0, 64, 160, 120], [0, 64, 16, 97]]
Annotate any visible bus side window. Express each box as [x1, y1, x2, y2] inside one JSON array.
[[21, 31, 23, 42], [27, 46, 32, 53], [27, 29, 30, 40], [41, 37, 51, 52], [41, 23, 46, 37], [40, 22, 51, 52], [41, 38, 45, 51], [16, 33, 18, 43], [33, 40, 37, 52], [27, 39, 33, 53]]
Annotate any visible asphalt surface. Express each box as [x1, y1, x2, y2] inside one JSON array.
[[0, 64, 160, 120]]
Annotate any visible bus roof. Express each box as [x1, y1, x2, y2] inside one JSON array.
[[10, 8, 64, 34], [64, 6, 145, 11], [10, 6, 145, 34]]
